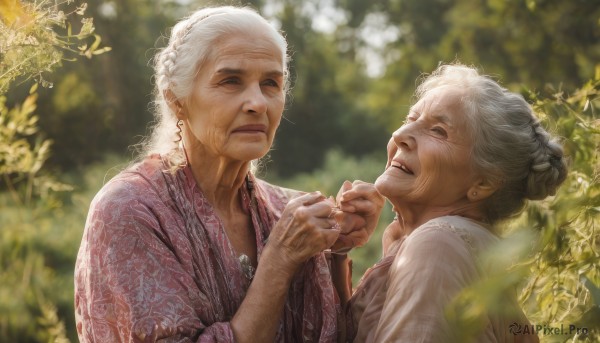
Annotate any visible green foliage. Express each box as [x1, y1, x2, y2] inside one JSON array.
[[0, 155, 125, 342], [0, 0, 110, 92], [342, 0, 600, 130], [0, 1, 108, 341], [517, 75, 600, 341], [266, 1, 389, 176], [445, 74, 600, 342], [0, 84, 73, 205]]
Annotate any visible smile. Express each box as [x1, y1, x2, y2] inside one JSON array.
[[391, 162, 414, 175]]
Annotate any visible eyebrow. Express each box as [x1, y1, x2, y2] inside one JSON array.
[[215, 68, 284, 78]]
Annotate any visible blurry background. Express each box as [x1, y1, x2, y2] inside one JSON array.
[[1, 0, 599, 341]]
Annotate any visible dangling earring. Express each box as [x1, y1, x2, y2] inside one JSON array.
[[174, 119, 183, 143]]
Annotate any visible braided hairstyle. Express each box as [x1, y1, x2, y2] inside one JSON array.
[[142, 6, 289, 164], [416, 64, 568, 224]]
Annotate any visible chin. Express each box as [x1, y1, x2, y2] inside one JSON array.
[[375, 174, 394, 198], [233, 146, 270, 162]]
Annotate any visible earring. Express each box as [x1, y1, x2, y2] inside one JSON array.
[[174, 119, 183, 143], [472, 191, 477, 197]]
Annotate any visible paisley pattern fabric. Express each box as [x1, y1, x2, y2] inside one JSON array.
[[74, 154, 339, 342]]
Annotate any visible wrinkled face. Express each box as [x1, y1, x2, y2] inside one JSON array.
[[181, 27, 285, 162], [375, 87, 478, 210]]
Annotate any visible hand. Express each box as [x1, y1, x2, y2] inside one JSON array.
[[330, 180, 385, 254], [266, 192, 340, 273]]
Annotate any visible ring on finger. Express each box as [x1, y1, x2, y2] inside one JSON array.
[[328, 206, 339, 219]]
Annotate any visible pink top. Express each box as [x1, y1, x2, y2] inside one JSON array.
[[348, 216, 536, 343], [74, 155, 340, 342]]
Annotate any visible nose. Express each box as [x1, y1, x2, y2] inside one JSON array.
[[242, 84, 268, 114], [392, 124, 416, 151]]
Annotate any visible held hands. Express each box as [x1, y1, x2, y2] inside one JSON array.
[[267, 192, 341, 273], [266, 182, 383, 275], [330, 181, 385, 254]]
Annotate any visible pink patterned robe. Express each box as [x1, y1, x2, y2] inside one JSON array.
[[74, 155, 340, 342]]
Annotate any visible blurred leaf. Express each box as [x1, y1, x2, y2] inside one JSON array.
[[581, 276, 600, 306]]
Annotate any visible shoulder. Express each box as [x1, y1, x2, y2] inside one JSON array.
[[393, 217, 483, 273], [406, 217, 469, 251], [87, 156, 168, 224], [406, 216, 497, 256]]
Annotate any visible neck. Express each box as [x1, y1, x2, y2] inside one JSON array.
[[393, 200, 486, 235], [184, 145, 251, 217]]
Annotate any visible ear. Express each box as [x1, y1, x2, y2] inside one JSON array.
[[163, 89, 185, 120], [467, 177, 499, 202]]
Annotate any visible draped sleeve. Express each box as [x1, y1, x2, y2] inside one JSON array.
[[74, 168, 234, 342], [75, 155, 340, 342]]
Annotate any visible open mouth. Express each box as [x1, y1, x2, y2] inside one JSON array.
[[392, 162, 414, 175]]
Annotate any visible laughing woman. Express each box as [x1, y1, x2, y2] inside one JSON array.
[[74, 6, 383, 342], [347, 64, 567, 343]]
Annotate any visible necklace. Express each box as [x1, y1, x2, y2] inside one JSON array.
[[238, 176, 258, 280], [238, 254, 256, 280]]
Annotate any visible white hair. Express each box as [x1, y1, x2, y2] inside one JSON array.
[[140, 6, 289, 166], [416, 63, 568, 223]]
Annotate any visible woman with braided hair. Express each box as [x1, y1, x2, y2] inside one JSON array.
[[346, 63, 567, 343], [74, 5, 383, 342]]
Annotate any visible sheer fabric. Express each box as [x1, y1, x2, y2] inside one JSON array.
[[348, 215, 535, 343]]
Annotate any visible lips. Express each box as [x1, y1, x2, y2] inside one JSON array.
[[232, 124, 267, 133], [390, 160, 414, 175]]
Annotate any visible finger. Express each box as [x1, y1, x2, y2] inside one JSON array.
[[340, 198, 380, 215], [345, 229, 370, 247], [304, 199, 337, 218], [336, 180, 353, 203], [335, 212, 366, 234], [340, 181, 382, 203], [321, 226, 341, 248], [294, 191, 326, 206], [330, 234, 354, 253], [313, 217, 339, 230]]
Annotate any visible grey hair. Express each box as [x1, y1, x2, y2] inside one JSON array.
[[416, 64, 568, 223], [141, 6, 289, 165]]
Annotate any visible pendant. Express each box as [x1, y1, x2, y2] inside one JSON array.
[[239, 254, 255, 280]]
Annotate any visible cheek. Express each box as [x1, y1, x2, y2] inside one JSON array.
[[268, 98, 285, 136], [410, 147, 450, 193], [187, 115, 227, 149], [410, 164, 442, 197]]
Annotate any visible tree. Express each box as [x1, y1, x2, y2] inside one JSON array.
[[263, 0, 389, 176], [335, 0, 600, 129], [0, 1, 108, 340]]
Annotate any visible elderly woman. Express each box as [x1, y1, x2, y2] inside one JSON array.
[[347, 64, 567, 342], [74, 6, 382, 342]]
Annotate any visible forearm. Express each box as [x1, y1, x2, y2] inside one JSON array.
[[230, 247, 297, 343], [328, 252, 352, 306]]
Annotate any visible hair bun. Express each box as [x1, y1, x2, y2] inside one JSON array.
[[525, 138, 568, 200]]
